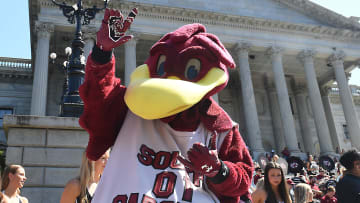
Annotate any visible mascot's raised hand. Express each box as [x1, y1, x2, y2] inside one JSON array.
[[178, 142, 222, 178], [96, 8, 138, 51]]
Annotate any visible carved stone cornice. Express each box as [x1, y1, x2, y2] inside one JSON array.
[[327, 50, 346, 65], [0, 71, 33, 79], [38, 1, 360, 40], [127, 30, 141, 41], [298, 49, 317, 63], [125, 38, 138, 47], [123, 31, 141, 46], [35, 21, 54, 38], [266, 46, 284, 57], [294, 85, 307, 95], [233, 42, 251, 56]]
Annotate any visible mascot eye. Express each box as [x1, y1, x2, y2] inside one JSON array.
[[185, 58, 201, 80], [156, 55, 166, 77]]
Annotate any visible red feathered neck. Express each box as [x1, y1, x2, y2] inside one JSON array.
[[160, 97, 233, 132]]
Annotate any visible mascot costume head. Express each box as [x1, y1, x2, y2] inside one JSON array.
[[79, 8, 253, 203], [125, 23, 235, 120]]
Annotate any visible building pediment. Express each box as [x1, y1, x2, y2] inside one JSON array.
[[34, 0, 360, 42], [275, 0, 360, 31], [118, 0, 360, 31], [110, 1, 360, 40]]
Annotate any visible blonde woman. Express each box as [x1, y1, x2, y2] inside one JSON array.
[[293, 183, 313, 203], [1, 165, 28, 203], [60, 149, 110, 203]]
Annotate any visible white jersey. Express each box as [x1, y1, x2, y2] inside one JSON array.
[[92, 111, 227, 203]]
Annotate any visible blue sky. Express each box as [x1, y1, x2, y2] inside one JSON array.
[[0, 0, 359, 85]]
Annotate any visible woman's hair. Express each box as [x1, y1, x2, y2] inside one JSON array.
[[78, 151, 95, 202], [264, 162, 291, 203], [294, 183, 312, 203], [1, 165, 23, 191]]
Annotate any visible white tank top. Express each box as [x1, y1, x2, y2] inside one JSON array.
[[92, 111, 228, 203]]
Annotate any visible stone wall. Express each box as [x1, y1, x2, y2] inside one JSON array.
[[0, 58, 33, 145], [3, 115, 88, 203]]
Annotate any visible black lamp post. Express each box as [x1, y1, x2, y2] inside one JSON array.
[[50, 0, 109, 117]]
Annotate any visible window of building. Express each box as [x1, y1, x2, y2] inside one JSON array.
[[342, 124, 349, 140]]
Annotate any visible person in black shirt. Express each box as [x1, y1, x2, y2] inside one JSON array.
[[336, 149, 360, 203]]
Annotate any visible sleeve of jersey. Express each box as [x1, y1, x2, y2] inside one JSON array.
[[206, 126, 254, 202], [79, 51, 128, 161]]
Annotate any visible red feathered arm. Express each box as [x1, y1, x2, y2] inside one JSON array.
[[207, 126, 254, 202], [79, 54, 128, 161]]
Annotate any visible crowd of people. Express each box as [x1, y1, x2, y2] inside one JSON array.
[[250, 149, 360, 203], [0, 147, 359, 202]]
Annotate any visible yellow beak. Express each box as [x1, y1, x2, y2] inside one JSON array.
[[124, 64, 227, 120]]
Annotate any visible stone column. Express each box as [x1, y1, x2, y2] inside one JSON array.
[[328, 51, 360, 149], [124, 32, 138, 86], [83, 27, 96, 59], [265, 81, 286, 152], [266, 46, 300, 153], [298, 50, 334, 154], [234, 43, 264, 157], [30, 22, 54, 116], [320, 86, 340, 151], [294, 86, 315, 154]]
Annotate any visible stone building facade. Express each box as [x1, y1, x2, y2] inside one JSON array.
[[0, 57, 32, 146], [1, 0, 360, 202], [27, 0, 360, 155]]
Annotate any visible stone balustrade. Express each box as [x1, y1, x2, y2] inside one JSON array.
[[0, 57, 32, 79], [0, 57, 32, 70]]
